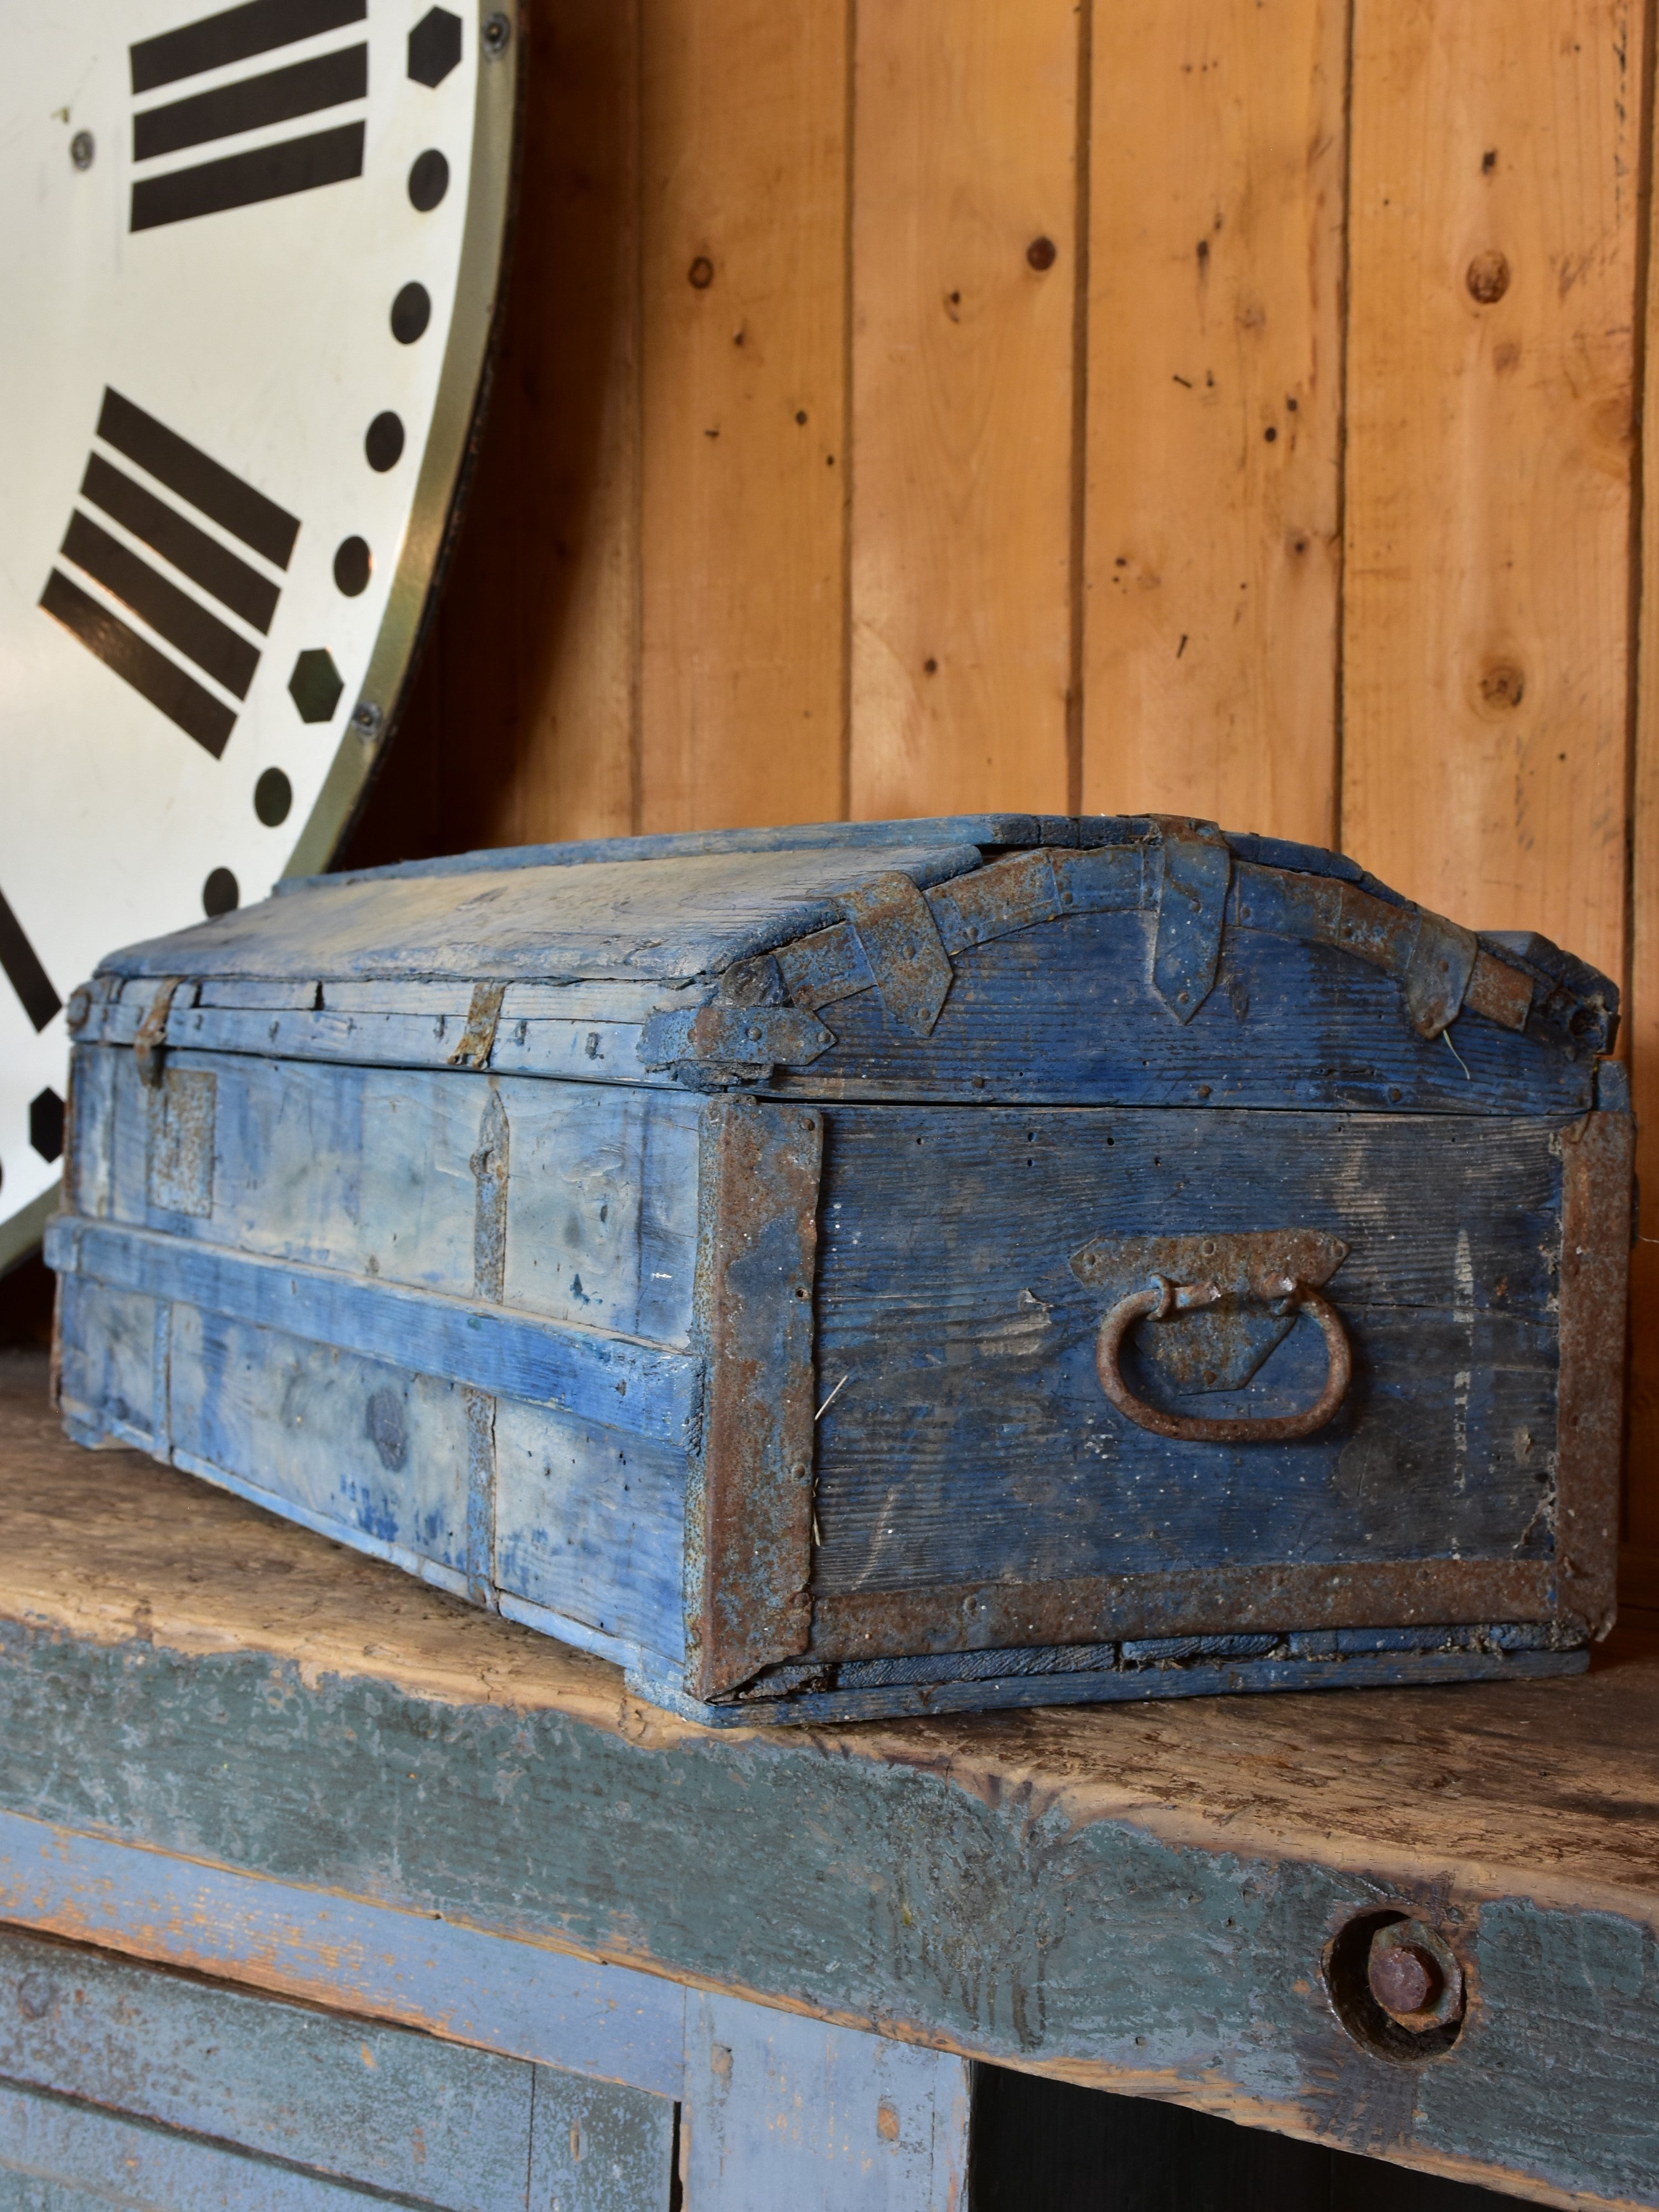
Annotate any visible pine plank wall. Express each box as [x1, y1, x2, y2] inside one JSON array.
[[345, 0, 1659, 1595]]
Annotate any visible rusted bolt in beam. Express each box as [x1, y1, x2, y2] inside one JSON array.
[[1026, 236, 1057, 271], [1367, 1920, 1464, 2032], [1369, 1939, 1437, 2015]]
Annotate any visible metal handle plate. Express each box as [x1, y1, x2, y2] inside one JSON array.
[[1094, 1271, 1352, 1444]]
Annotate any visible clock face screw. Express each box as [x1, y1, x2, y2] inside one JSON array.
[[69, 131, 94, 171], [352, 701, 384, 742], [482, 12, 512, 59]]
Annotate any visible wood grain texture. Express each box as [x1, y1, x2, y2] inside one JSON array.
[[848, 1, 1078, 819], [0, 2084, 411, 2210], [1, 1355, 1659, 2209], [637, 0, 848, 831], [353, 0, 643, 861], [1083, 0, 1346, 841], [683, 1991, 968, 2211], [811, 1105, 1563, 1595], [1624, 127, 1659, 1565], [0, 1927, 538, 2210], [1340, 0, 1644, 978]]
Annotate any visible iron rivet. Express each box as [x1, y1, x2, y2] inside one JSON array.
[[482, 12, 511, 56], [352, 701, 384, 739], [70, 131, 95, 170]]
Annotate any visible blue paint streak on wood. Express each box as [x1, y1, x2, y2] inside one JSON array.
[[0, 1808, 686, 2097], [0, 2082, 405, 2209], [628, 1645, 1585, 1727], [811, 1105, 1562, 1592], [55, 1273, 154, 1445], [283, 814, 1078, 891], [0, 1927, 536, 2209], [60, 1291, 690, 1655], [772, 911, 1593, 1115], [99, 844, 987, 987], [168, 1306, 474, 1572], [92, 1049, 702, 1348], [683, 1989, 968, 2211], [493, 1398, 687, 1665], [46, 1217, 697, 1446], [529, 2070, 678, 2211]]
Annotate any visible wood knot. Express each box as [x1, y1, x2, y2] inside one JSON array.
[[687, 255, 714, 290], [1477, 660, 1525, 712], [1466, 249, 1510, 304], [1026, 235, 1057, 271]]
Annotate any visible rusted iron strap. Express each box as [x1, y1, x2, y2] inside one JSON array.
[[775, 845, 1145, 1011], [835, 872, 955, 1036], [688, 1097, 823, 1698], [447, 980, 507, 1069], [132, 978, 185, 1089], [638, 1002, 834, 1073], [1232, 865, 1532, 1039], [1149, 817, 1231, 1022], [771, 840, 1547, 1046], [1555, 1107, 1635, 1639], [805, 1559, 1558, 1661], [1464, 949, 1535, 1032]]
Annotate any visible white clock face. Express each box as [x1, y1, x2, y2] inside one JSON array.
[[0, 0, 516, 1266]]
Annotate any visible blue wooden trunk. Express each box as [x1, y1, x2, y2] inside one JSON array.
[[46, 815, 1634, 1723]]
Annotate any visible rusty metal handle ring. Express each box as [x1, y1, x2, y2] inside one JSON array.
[[1094, 1273, 1352, 1444]]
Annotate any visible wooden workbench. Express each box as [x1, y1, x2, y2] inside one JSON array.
[[0, 1346, 1655, 2209]]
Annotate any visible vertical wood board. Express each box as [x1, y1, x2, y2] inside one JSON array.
[[1083, 0, 1346, 841], [638, 0, 849, 831], [0, 1927, 538, 2210], [1341, 0, 1644, 979], [683, 1991, 969, 2212], [849, 1, 1079, 819]]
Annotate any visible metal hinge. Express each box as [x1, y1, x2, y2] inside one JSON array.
[[638, 1003, 835, 1078], [1150, 819, 1230, 1023], [133, 978, 185, 1088], [447, 980, 507, 1069], [835, 872, 954, 1036]]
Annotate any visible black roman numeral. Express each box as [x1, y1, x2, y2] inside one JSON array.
[[129, 0, 368, 232], [39, 390, 299, 760], [0, 887, 61, 1035]]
